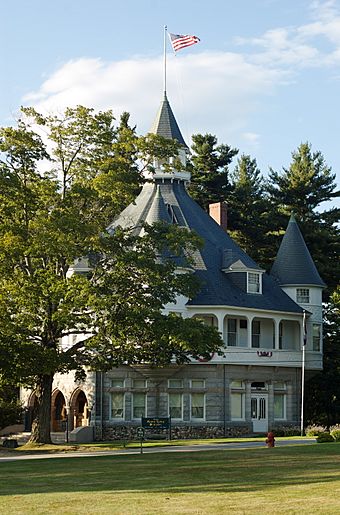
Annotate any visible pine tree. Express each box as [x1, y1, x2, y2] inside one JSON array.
[[188, 133, 238, 211], [227, 154, 272, 267], [266, 142, 340, 292]]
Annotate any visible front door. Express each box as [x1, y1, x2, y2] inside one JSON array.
[[251, 394, 268, 433]]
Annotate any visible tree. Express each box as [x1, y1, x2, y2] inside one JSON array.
[[188, 134, 238, 211], [266, 142, 340, 290], [0, 107, 223, 444], [305, 286, 340, 426], [227, 154, 273, 267]]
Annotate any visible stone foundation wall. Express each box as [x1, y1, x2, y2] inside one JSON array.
[[98, 423, 250, 441]]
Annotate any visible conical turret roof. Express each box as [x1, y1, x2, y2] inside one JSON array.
[[150, 93, 188, 147], [271, 214, 325, 287]]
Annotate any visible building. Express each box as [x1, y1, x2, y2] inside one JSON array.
[[22, 94, 325, 439]]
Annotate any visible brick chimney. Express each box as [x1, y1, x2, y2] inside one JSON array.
[[209, 202, 228, 231]]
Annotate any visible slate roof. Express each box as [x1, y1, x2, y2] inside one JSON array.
[[149, 93, 188, 147], [271, 214, 326, 287], [107, 96, 310, 315], [109, 178, 305, 314]]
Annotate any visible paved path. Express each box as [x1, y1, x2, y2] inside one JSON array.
[[0, 439, 315, 463]]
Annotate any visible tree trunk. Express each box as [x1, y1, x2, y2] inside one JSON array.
[[29, 373, 54, 444]]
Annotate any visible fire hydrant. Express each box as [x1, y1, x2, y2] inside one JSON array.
[[266, 432, 275, 448]]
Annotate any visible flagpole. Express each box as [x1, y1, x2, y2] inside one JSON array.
[[300, 310, 306, 436], [164, 25, 167, 95]]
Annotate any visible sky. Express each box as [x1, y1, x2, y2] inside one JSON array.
[[1, 0, 340, 208]]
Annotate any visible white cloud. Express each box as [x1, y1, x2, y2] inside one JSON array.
[[23, 52, 285, 144]]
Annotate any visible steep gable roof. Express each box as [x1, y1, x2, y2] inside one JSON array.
[[271, 214, 325, 287], [149, 93, 188, 147]]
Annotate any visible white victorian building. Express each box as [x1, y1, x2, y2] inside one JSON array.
[[23, 94, 325, 439]]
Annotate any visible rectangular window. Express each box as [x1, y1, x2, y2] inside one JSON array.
[[168, 379, 183, 389], [252, 320, 261, 348], [296, 288, 310, 303], [248, 272, 261, 294], [313, 324, 321, 351], [110, 392, 124, 418], [274, 394, 286, 419], [132, 392, 146, 419], [169, 393, 182, 419], [191, 393, 205, 419], [191, 379, 205, 388], [227, 318, 237, 346], [133, 379, 146, 389], [111, 379, 124, 388], [274, 382, 286, 390], [230, 380, 244, 389], [231, 393, 245, 420]]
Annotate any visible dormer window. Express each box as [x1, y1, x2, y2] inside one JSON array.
[[248, 272, 262, 294]]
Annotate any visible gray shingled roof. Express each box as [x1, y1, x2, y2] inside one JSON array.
[[271, 214, 326, 287], [149, 93, 188, 147], [110, 179, 304, 314]]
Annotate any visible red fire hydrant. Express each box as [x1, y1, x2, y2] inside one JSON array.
[[266, 432, 275, 448]]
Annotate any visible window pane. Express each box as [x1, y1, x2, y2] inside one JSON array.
[[228, 318, 237, 346], [191, 379, 205, 388], [274, 382, 286, 390], [169, 393, 182, 418], [231, 393, 244, 419], [313, 324, 321, 351], [111, 379, 124, 388], [252, 321, 260, 348], [133, 393, 146, 419], [191, 393, 204, 419], [248, 273, 260, 293], [297, 288, 310, 303], [133, 379, 146, 388], [111, 392, 124, 418], [274, 394, 285, 419], [230, 380, 244, 389], [169, 379, 183, 388]]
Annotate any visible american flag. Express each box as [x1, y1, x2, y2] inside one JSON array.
[[169, 33, 200, 52]]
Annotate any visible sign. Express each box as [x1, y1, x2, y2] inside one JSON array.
[[136, 427, 145, 439], [141, 417, 170, 430]]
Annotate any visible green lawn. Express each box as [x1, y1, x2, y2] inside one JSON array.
[[0, 443, 339, 514]]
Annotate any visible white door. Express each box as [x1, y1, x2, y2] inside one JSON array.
[[251, 394, 268, 433]]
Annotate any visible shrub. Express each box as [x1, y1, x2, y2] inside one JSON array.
[[330, 425, 340, 442], [273, 425, 300, 437], [316, 432, 335, 443], [305, 424, 327, 436]]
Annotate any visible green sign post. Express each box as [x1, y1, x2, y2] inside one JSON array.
[[136, 426, 145, 454]]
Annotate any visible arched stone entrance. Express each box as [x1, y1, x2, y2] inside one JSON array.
[[51, 390, 67, 432], [70, 389, 89, 430]]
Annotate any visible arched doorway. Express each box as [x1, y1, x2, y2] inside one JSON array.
[[70, 389, 89, 429], [51, 390, 67, 432]]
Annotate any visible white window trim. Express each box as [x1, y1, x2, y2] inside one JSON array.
[[109, 391, 125, 420], [230, 392, 245, 421], [168, 393, 183, 420], [190, 393, 206, 420], [227, 318, 248, 347], [247, 271, 262, 294], [190, 379, 206, 389], [168, 379, 183, 389], [296, 288, 310, 304], [274, 393, 287, 421], [132, 392, 147, 420]]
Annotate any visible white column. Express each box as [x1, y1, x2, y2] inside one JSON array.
[[247, 315, 254, 348], [274, 318, 280, 350]]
